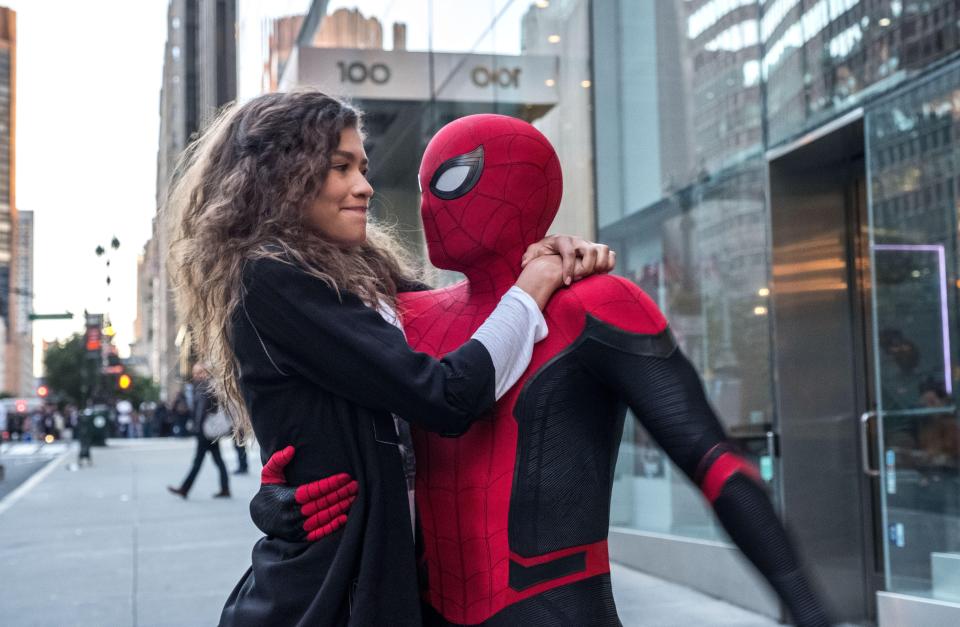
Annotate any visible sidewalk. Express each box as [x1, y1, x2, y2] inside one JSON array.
[[0, 438, 778, 626]]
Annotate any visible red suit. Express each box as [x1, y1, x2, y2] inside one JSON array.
[[253, 114, 828, 626], [404, 115, 619, 623]]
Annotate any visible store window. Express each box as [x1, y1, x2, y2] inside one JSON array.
[[594, 1, 774, 542], [867, 61, 960, 602]]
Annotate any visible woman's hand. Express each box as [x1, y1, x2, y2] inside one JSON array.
[[249, 445, 358, 541], [514, 254, 565, 310], [521, 234, 616, 286]]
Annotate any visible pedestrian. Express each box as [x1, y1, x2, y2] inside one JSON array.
[[171, 394, 190, 437], [130, 410, 143, 438], [62, 405, 78, 442], [166, 363, 230, 499], [40, 409, 56, 440], [154, 401, 172, 437], [232, 440, 248, 475], [52, 409, 65, 440], [167, 90, 609, 626], [76, 407, 93, 466], [139, 403, 155, 438], [116, 400, 133, 438]]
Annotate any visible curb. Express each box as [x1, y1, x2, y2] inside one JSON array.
[[0, 446, 72, 517]]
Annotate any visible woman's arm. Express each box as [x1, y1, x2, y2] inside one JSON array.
[[241, 257, 552, 435]]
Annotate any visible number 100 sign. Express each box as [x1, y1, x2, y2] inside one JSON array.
[[337, 61, 391, 85]]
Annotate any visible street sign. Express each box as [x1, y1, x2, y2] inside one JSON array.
[[28, 312, 74, 321]]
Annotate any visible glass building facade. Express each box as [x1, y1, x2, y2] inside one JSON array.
[[271, 0, 960, 623], [592, 1, 960, 623], [867, 62, 960, 607]]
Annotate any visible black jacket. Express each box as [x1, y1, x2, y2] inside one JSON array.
[[219, 257, 496, 627]]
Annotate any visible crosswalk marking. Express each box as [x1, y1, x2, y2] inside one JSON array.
[[3, 443, 42, 456], [0, 442, 69, 456]]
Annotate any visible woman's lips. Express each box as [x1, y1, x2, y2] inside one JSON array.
[[341, 206, 367, 214]]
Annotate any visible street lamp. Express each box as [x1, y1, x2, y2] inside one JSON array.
[[94, 236, 120, 309]]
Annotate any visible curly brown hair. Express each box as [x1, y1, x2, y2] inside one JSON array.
[[167, 90, 415, 441]]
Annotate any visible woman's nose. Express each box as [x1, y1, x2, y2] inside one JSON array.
[[354, 176, 374, 199]]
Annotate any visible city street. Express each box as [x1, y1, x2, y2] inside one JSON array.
[[0, 442, 69, 500], [0, 0, 958, 624], [0, 438, 779, 626]]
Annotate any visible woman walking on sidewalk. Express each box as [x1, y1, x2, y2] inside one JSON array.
[[167, 363, 230, 499]]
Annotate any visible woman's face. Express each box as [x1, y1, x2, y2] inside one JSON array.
[[306, 126, 373, 246]]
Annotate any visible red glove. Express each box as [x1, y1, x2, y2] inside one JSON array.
[[250, 445, 358, 541]]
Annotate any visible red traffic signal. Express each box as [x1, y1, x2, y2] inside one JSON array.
[[118, 374, 132, 390], [85, 327, 102, 352], [36, 385, 49, 398]]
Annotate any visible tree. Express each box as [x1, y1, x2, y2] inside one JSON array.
[[43, 333, 101, 406], [44, 333, 162, 408], [116, 374, 160, 408]]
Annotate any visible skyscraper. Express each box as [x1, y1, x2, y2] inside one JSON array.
[[145, 0, 236, 401], [0, 7, 16, 394], [13, 209, 31, 395]]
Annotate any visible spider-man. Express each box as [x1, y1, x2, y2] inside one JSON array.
[[252, 115, 829, 626]]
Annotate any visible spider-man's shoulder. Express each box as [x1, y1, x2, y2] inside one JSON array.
[[397, 281, 467, 318], [547, 274, 668, 336]]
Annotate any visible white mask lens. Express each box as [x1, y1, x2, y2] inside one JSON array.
[[433, 165, 471, 193]]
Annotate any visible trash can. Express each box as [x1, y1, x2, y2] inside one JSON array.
[[92, 411, 109, 446], [82, 408, 110, 447]]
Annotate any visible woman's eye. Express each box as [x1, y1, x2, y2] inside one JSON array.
[[333, 164, 349, 171]]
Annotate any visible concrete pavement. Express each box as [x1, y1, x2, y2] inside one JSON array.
[[0, 438, 778, 626]]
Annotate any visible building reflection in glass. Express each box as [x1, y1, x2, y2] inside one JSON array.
[[597, 0, 772, 540], [867, 63, 960, 599], [764, 0, 960, 146]]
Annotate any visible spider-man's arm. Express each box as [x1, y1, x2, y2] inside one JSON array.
[[249, 446, 358, 542], [566, 277, 830, 627]]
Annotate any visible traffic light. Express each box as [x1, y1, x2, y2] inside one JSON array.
[[84, 327, 102, 352], [118, 374, 132, 390], [84, 312, 104, 358], [36, 385, 49, 398]]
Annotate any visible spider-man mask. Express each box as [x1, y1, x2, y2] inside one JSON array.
[[418, 114, 563, 272]]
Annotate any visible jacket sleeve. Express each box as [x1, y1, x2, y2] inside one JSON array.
[[239, 257, 495, 435]]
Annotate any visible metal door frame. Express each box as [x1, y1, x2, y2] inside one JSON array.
[[766, 111, 882, 623]]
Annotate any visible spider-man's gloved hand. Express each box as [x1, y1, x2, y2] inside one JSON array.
[[250, 445, 358, 542]]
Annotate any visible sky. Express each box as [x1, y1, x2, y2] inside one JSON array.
[[7, 0, 169, 374], [11, 0, 526, 377]]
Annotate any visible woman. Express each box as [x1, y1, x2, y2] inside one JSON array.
[[168, 90, 611, 626]]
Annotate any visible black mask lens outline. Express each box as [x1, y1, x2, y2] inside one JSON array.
[[428, 145, 484, 200]]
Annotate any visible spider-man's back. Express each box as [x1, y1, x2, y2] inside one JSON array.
[[399, 274, 663, 625]]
